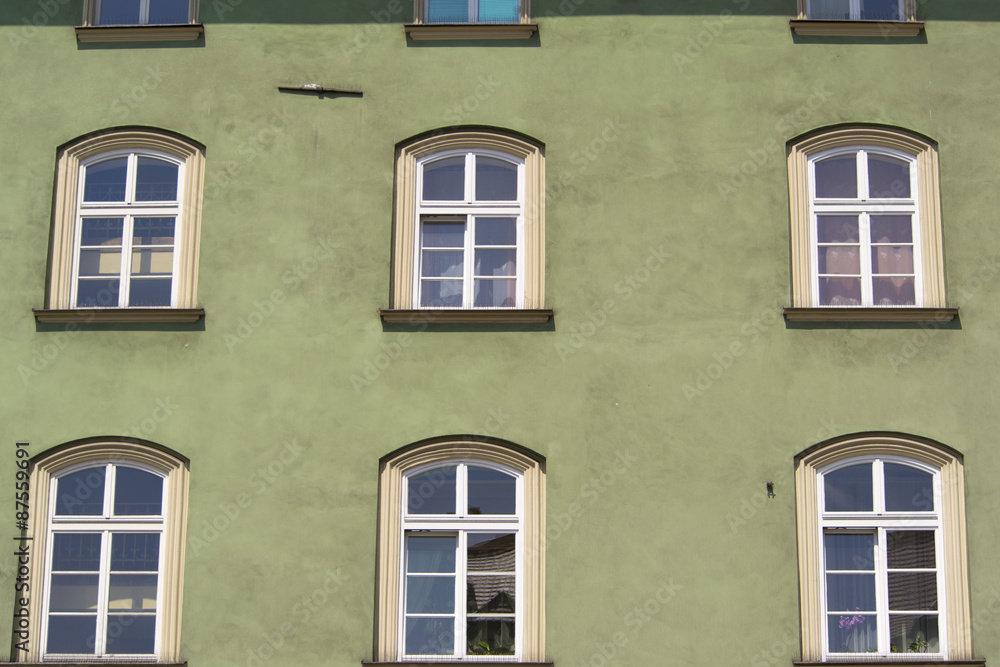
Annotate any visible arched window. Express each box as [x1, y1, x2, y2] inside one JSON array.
[[37, 128, 205, 323], [785, 126, 952, 322], [382, 129, 549, 323], [22, 438, 189, 663], [794, 433, 972, 662], [375, 436, 546, 662]]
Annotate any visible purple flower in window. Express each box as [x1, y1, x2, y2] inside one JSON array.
[[839, 608, 866, 629]]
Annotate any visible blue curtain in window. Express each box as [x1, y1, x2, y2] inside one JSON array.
[[478, 0, 519, 23], [427, 0, 468, 22]]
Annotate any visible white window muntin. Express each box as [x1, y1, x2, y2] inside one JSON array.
[[817, 458, 945, 659], [72, 150, 184, 309], [413, 150, 525, 310], [807, 146, 922, 307], [399, 461, 523, 661], [424, 0, 520, 23], [42, 462, 167, 659]]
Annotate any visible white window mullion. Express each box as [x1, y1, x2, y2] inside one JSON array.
[[873, 528, 888, 654], [464, 217, 474, 308], [456, 530, 468, 658], [468, 0, 479, 22], [94, 530, 113, 655], [139, 0, 150, 24]]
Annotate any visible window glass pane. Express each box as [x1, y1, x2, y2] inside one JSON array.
[[475, 157, 517, 201], [468, 575, 516, 613], [824, 464, 873, 511], [870, 215, 912, 244], [406, 576, 456, 614], [478, 0, 520, 23], [817, 216, 859, 243], [475, 218, 516, 246], [818, 247, 860, 275], [827, 614, 877, 653], [871, 247, 913, 275], [475, 249, 517, 277], [872, 277, 915, 306], [890, 615, 939, 654], [55, 468, 106, 515], [819, 277, 861, 306], [825, 533, 874, 571], [135, 158, 178, 201], [133, 217, 176, 245], [109, 574, 158, 610], [467, 619, 515, 656], [46, 615, 98, 654], [405, 617, 455, 655], [888, 573, 938, 610], [49, 574, 99, 611], [52, 533, 102, 572], [887, 531, 935, 569], [860, 0, 902, 20], [407, 536, 457, 573], [148, 0, 190, 24], [868, 154, 910, 198], [77, 279, 120, 308], [106, 614, 156, 654], [468, 470, 516, 514], [79, 249, 123, 277], [131, 249, 174, 276], [81, 218, 125, 247], [809, 0, 850, 19], [114, 467, 163, 515], [421, 280, 464, 307], [474, 279, 516, 308], [827, 574, 877, 611], [422, 221, 465, 248], [468, 533, 515, 572], [423, 157, 465, 200], [128, 278, 173, 307], [884, 464, 934, 512], [427, 0, 468, 22], [815, 155, 857, 198], [111, 533, 160, 571], [408, 467, 457, 514], [84, 158, 128, 202], [421, 251, 464, 278]]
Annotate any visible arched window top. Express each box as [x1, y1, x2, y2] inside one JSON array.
[[59, 127, 204, 164], [790, 124, 936, 158], [33, 436, 189, 476], [796, 431, 961, 470]]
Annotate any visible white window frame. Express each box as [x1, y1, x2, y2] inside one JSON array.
[[72, 150, 185, 310], [806, 0, 905, 20], [413, 150, 525, 310], [41, 462, 167, 660], [399, 461, 523, 661], [818, 457, 945, 659], [808, 146, 922, 308]]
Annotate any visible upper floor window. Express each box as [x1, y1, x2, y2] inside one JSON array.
[[381, 129, 549, 324], [21, 439, 189, 663], [425, 0, 520, 23], [784, 126, 952, 322], [374, 436, 546, 662], [77, 0, 203, 41], [93, 0, 191, 25], [406, 0, 536, 39], [791, 0, 922, 35], [794, 433, 974, 663], [35, 129, 206, 324]]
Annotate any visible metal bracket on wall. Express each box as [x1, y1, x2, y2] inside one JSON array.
[[277, 84, 363, 97]]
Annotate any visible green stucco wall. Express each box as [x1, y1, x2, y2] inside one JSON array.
[[2, 2, 1000, 665]]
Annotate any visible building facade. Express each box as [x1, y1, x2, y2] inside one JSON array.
[[2, 1, 999, 665]]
